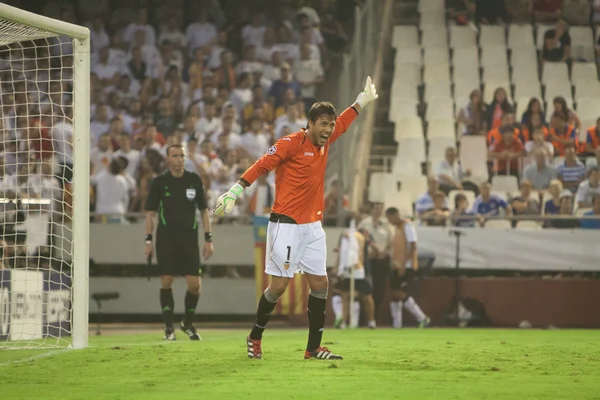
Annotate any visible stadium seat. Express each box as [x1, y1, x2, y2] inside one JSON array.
[[449, 25, 477, 49], [394, 47, 422, 66], [423, 47, 450, 66], [491, 175, 519, 193], [418, 0, 445, 11], [392, 26, 419, 49], [511, 48, 538, 69], [544, 80, 573, 103], [421, 28, 449, 49], [459, 136, 489, 183], [428, 137, 456, 165], [513, 83, 542, 103], [427, 118, 455, 138], [397, 176, 428, 203], [484, 220, 511, 229], [479, 25, 506, 47], [571, 63, 598, 85], [419, 10, 446, 27], [453, 65, 481, 86], [424, 82, 452, 102], [453, 80, 479, 103], [368, 172, 392, 202], [448, 190, 476, 211], [394, 117, 424, 142], [425, 99, 454, 120], [483, 81, 512, 104], [483, 64, 510, 83], [569, 26, 595, 61], [423, 64, 451, 84], [390, 82, 419, 101], [515, 221, 542, 230], [388, 97, 419, 121], [480, 45, 509, 68], [508, 24, 535, 49], [392, 64, 422, 85], [542, 62, 569, 84], [383, 190, 413, 217], [511, 65, 540, 87], [575, 98, 600, 120], [574, 80, 600, 102], [452, 47, 479, 68]]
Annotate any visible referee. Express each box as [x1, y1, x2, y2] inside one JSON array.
[[144, 144, 214, 341]]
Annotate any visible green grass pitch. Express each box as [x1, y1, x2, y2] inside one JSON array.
[[1, 329, 599, 399]]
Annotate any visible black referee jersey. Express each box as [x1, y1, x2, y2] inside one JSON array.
[[144, 170, 208, 230]]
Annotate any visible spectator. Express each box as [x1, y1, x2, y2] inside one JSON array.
[[457, 89, 487, 136], [91, 133, 113, 176], [242, 12, 267, 48], [541, 18, 571, 63], [474, 0, 506, 24], [472, 182, 512, 218], [107, 30, 128, 71], [487, 112, 518, 147], [545, 191, 579, 228], [154, 97, 178, 137], [420, 191, 450, 226], [212, 115, 242, 150], [323, 179, 350, 225], [127, 46, 148, 83], [296, 27, 322, 63], [587, 147, 600, 170], [520, 98, 546, 129], [240, 117, 270, 160], [557, 144, 586, 192], [123, 8, 156, 46], [93, 47, 121, 90], [434, 147, 475, 194], [524, 126, 553, 157], [548, 112, 578, 156], [93, 158, 130, 222], [229, 73, 253, 116], [185, 11, 217, 58], [113, 132, 141, 177], [214, 50, 236, 91], [235, 45, 263, 77], [50, 107, 74, 184], [243, 85, 273, 126], [552, 96, 580, 131], [510, 180, 541, 221], [488, 128, 525, 176], [452, 193, 483, 227], [523, 152, 557, 190], [583, 117, 600, 156], [318, 9, 349, 52], [415, 177, 449, 217], [244, 174, 275, 218], [263, 51, 284, 83], [533, 0, 563, 23], [89, 17, 110, 56], [575, 167, 600, 209], [158, 15, 186, 51], [268, 62, 301, 109], [544, 180, 564, 214], [580, 195, 600, 229], [485, 87, 513, 130], [293, 43, 324, 113], [115, 74, 140, 106], [207, 29, 231, 70], [274, 104, 307, 139], [195, 100, 222, 138]]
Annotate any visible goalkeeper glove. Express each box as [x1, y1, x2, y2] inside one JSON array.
[[355, 76, 378, 109], [213, 183, 244, 216]]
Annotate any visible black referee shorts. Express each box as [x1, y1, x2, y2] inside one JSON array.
[[335, 278, 372, 295], [389, 269, 416, 292], [155, 228, 203, 277]]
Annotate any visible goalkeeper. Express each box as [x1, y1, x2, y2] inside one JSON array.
[[214, 77, 378, 360]]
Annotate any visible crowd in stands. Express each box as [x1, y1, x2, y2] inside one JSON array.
[[0, 0, 357, 229]]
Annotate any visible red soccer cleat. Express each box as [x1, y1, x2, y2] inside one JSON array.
[[246, 336, 263, 359], [304, 346, 343, 360]]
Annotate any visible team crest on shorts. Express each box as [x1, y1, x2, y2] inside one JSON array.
[[283, 261, 290, 270], [186, 188, 196, 200]]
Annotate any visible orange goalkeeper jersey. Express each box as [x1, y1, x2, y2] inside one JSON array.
[[240, 107, 358, 224]]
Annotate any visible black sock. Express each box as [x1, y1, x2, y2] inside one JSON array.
[[249, 294, 277, 340], [183, 291, 200, 327], [159, 288, 174, 329], [306, 294, 326, 353]]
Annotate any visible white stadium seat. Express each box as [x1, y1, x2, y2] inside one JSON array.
[[428, 137, 456, 165], [392, 25, 419, 49], [449, 25, 477, 49], [480, 45, 508, 68], [390, 81, 419, 101], [388, 97, 419, 122], [394, 117, 424, 142], [479, 25, 506, 47], [452, 47, 479, 68], [511, 47, 538, 67], [383, 190, 413, 216], [396, 137, 426, 163], [508, 24, 535, 49], [483, 64, 510, 83], [511, 66, 540, 87], [418, 0, 445, 11], [542, 62, 569, 84], [397, 176, 428, 203], [394, 47, 422, 66], [393, 64, 422, 85], [420, 10, 446, 27], [571, 63, 598, 85], [574, 80, 600, 102], [423, 64, 452, 84], [569, 26, 595, 61], [427, 117, 455, 138], [453, 65, 481, 86], [453, 80, 479, 102], [575, 98, 600, 120], [421, 27, 448, 49], [544, 80, 572, 102], [423, 47, 450, 66], [459, 136, 489, 183], [491, 175, 519, 193], [513, 81, 542, 100], [426, 98, 454, 120], [424, 82, 452, 102]]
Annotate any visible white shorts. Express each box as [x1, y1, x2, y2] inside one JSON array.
[[265, 221, 327, 278]]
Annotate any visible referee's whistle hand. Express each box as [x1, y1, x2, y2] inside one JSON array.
[[203, 242, 214, 260], [144, 243, 153, 260]]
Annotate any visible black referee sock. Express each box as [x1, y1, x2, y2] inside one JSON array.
[[159, 288, 175, 329], [183, 291, 200, 327], [306, 294, 327, 353], [249, 293, 277, 340]]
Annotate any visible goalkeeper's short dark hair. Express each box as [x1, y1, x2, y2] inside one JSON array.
[[308, 102, 336, 123]]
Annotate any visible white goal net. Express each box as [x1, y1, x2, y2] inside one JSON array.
[[0, 4, 89, 349]]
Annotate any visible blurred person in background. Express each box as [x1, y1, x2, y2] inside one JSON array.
[[358, 202, 393, 322], [91, 133, 113, 177], [520, 98, 546, 128], [523, 152, 557, 190], [244, 174, 274, 218], [485, 87, 513, 131], [114, 132, 141, 177], [557, 144, 586, 193], [487, 112, 518, 147], [472, 182, 512, 219], [294, 42, 324, 113], [543, 180, 564, 215], [385, 207, 430, 329], [93, 158, 130, 223], [541, 18, 571, 64], [420, 191, 450, 226], [130, 157, 157, 212], [434, 147, 475, 194], [415, 177, 449, 219], [544, 191, 579, 229], [580, 195, 600, 229], [552, 96, 580, 131], [274, 104, 307, 139], [510, 180, 541, 224], [524, 127, 553, 157], [488, 127, 524, 177], [583, 117, 600, 156], [268, 62, 300, 110], [323, 179, 350, 226], [575, 167, 600, 209], [533, 0, 563, 23], [240, 117, 270, 160], [457, 89, 487, 136], [0, 190, 26, 269], [50, 107, 73, 185], [451, 193, 484, 227]]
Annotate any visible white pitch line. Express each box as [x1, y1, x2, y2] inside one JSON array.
[[0, 348, 73, 367]]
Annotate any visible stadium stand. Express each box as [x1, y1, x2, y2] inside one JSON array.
[[373, 0, 600, 229]]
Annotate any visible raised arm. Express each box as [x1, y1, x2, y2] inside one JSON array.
[[329, 76, 378, 143]]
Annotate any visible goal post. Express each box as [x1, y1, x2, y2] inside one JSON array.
[[0, 4, 90, 349]]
